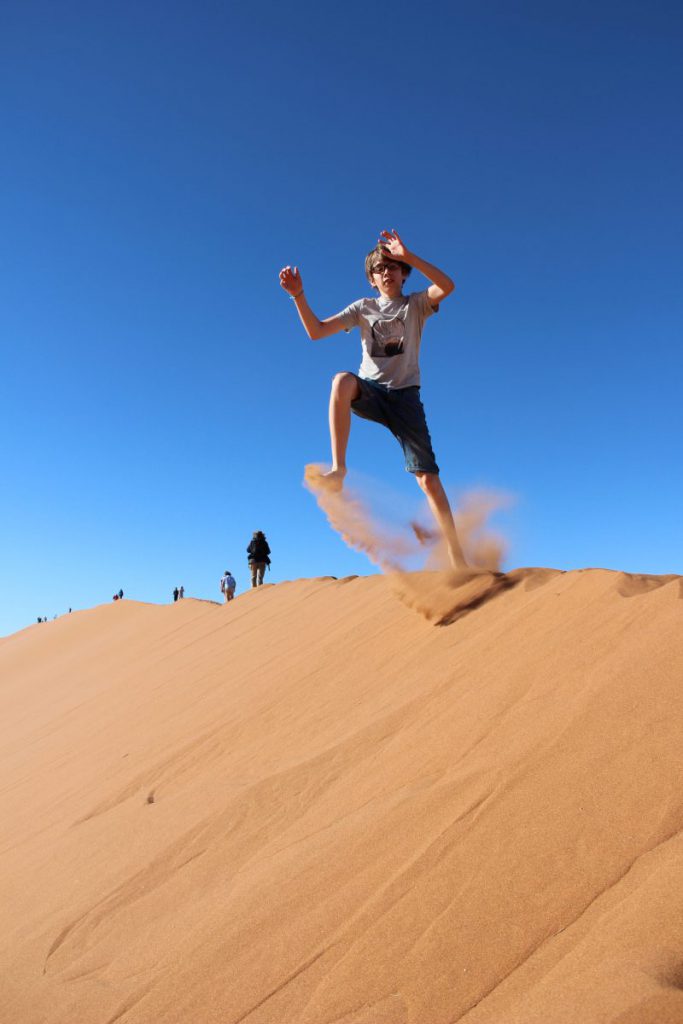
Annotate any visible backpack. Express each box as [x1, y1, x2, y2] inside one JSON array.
[[249, 539, 270, 562]]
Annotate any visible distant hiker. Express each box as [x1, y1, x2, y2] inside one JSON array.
[[179, 585, 185, 599], [279, 229, 467, 569], [220, 571, 236, 602], [118, 589, 124, 600], [173, 587, 179, 602], [247, 531, 271, 588], [113, 594, 119, 601]]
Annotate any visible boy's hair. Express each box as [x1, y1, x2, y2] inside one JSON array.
[[365, 246, 412, 287]]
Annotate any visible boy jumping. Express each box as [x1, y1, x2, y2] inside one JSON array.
[[279, 229, 467, 569]]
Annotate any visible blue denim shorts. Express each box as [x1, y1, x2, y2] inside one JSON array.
[[350, 375, 439, 474]]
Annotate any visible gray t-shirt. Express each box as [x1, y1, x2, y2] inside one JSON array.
[[337, 290, 438, 389]]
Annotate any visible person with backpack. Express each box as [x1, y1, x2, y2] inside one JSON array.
[[220, 571, 236, 602], [246, 531, 271, 587]]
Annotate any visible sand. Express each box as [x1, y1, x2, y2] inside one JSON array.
[[1, 569, 682, 1023]]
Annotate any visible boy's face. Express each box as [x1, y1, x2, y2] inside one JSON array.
[[371, 260, 406, 299]]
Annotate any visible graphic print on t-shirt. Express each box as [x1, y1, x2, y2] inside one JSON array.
[[369, 299, 409, 358]]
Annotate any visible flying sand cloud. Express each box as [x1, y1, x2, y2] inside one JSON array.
[[303, 464, 515, 623]]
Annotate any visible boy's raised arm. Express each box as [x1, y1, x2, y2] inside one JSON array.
[[279, 265, 346, 341], [379, 230, 455, 305]]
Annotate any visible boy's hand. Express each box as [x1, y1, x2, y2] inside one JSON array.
[[379, 229, 411, 263], [381, 230, 455, 304], [279, 265, 304, 297]]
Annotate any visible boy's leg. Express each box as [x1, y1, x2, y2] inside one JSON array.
[[324, 373, 361, 489], [250, 564, 257, 588], [415, 472, 468, 569], [382, 388, 467, 570]]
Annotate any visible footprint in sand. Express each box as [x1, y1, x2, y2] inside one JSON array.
[[392, 569, 513, 625]]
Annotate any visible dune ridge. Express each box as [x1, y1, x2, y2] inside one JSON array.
[[1, 568, 682, 1023]]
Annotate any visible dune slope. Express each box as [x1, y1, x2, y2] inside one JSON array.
[[1, 569, 682, 1024]]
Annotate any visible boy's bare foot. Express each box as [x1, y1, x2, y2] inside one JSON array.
[[321, 467, 347, 492], [304, 463, 347, 495]]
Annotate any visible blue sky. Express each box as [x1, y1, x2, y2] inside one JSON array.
[[2, 1, 681, 635]]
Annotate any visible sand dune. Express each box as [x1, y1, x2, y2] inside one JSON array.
[[1, 569, 682, 1023]]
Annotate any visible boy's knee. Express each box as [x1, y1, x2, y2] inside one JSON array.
[[331, 372, 359, 400]]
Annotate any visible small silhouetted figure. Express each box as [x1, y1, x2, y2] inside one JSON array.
[[118, 589, 124, 600], [173, 587, 179, 602], [37, 617, 42, 624], [220, 571, 236, 602], [247, 531, 271, 587], [113, 594, 119, 601], [179, 585, 185, 599]]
